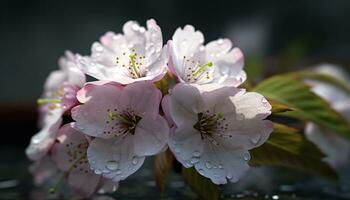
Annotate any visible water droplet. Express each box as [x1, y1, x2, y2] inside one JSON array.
[[193, 151, 200, 157], [79, 58, 87, 65], [226, 173, 233, 179], [205, 161, 212, 169], [190, 157, 199, 164], [251, 134, 261, 144], [218, 164, 223, 169], [106, 160, 119, 171], [132, 24, 139, 31], [243, 152, 251, 161], [198, 169, 205, 175], [236, 113, 245, 120], [94, 169, 102, 175], [132, 156, 138, 165], [272, 195, 279, 200], [139, 27, 145, 33], [217, 39, 224, 45], [261, 98, 269, 107], [94, 44, 104, 53], [115, 169, 122, 175]]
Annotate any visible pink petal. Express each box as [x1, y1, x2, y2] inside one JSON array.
[[87, 137, 145, 182], [133, 115, 169, 156]]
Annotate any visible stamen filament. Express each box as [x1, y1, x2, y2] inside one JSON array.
[[192, 61, 213, 77], [37, 98, 61, 105], [108, 111, 134, 126], [129, 53, 141, 78]]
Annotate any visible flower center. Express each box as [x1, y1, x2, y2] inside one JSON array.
[[193, 111, 230, 145], [115, 48, 147, 79], [105, 108, 142, 136], [182, 56, 213, 82]]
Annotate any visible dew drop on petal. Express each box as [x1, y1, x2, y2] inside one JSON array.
[[132, 24, 139, 31], [139, 27, 145, 33], [218, 164, 223, 169], [193, 151, 200, 157], [94, 43, 104, 53], [226, 173, 233, 179], [217, 39, 224, 45], [132, 156, 138, 165], [198, 169, 205, 175], [243, 152, 251, 161], [94, 169, 102, 175], [205, 161, 212, 169], [190, 157, 199, 164], [236, 113, 245, 120], [251, 134, 262, 144], [106, 160, 119, 171], [175, 147, 181, 153], [261, 98, 269, 107]]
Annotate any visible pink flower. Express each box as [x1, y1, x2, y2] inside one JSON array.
[[29, 156, 60, 186], [51, 124, 118, 197], [72, 81, 169, 182], [76, 19, 168, 84], [163, 83, 273, 184], [168, 25, 246, 86], [26, 51, 86, 161]]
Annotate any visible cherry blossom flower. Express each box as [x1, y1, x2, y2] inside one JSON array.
[[76, 19, 167, 85], [305, 64, 350, 169], [167, 25, 246, 86], [72, 81, 169, 182], [51, 124, 118, 197], [163, 83, 273, 184], [26, 51, 86, 161]]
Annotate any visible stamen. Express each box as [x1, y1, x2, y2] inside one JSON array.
[[37, 98, 61, 105], [192, 61, 213, 77], [129, 53, 141, 78], [108, 111, 134, 126]]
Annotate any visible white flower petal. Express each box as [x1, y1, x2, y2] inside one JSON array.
[[168, 125, 204, 167], [72, 83, 123, 138], [168, 83, 204, 127], [194, 144, 249, 184], [26, 109, 63, 161], [87, 137, 145, 182], [133, 116, 169, 156]]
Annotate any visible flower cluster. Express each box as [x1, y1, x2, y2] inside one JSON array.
[[26, 19, 273, 197]]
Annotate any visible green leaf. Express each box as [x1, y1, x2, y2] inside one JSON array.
[[288, 71, 350, 95], [182, 167, 220, 200], [253, 75, 350, 140], [250, 123, 338, 180], [154, 149, 174, 192], [269, 99, 294, 114]]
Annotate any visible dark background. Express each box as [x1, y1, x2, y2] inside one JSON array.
[[1, 0, 350, 147]]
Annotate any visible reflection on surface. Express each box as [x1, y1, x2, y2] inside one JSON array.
[[1, 145, 349, 199]]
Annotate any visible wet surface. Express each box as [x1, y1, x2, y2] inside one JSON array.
[[1, 145, 350, 200]]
